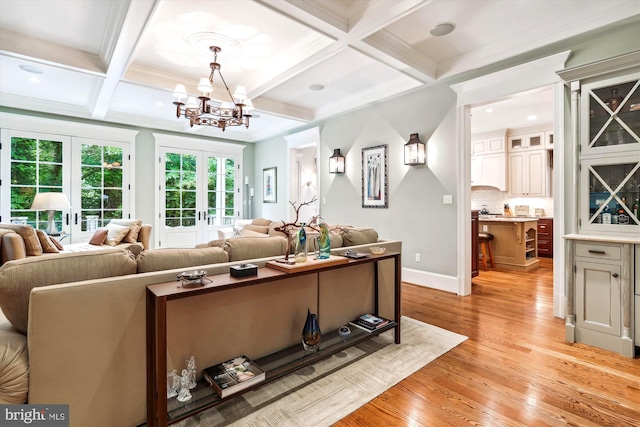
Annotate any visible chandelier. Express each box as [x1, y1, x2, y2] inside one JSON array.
[[172, 46, 252, 131]]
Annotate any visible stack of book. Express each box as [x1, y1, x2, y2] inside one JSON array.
[[203, 355, 265, 398], [349, 313, 391, 333]]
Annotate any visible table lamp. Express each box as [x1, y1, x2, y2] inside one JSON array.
[[30, 192, 71, 235]]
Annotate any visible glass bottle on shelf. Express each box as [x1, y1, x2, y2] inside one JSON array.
[[587, 79, 639, 149]]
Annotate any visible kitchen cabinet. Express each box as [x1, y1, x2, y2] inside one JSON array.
[[537, 218, 553, 257], [545, 131, 554, 149], [508, 150, 549, 196], [478, 217, 539, 271], [565, 237, 635, 357], [471, 153, 507, 190], [559, 54, 639, 357], [472, 210, 479, 278], [471, 134, 507, 191], [472, 137, 505, 155], [508, 132, 544, 151]]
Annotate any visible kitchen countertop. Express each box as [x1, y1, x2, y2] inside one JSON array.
[[479, 215, 539, 222]]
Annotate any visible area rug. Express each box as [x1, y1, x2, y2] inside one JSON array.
[[177, 316, 467, 427]]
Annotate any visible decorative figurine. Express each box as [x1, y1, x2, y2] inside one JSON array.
[[294, 223, 308, 263], [186, 355, 197, 389], [318, 221, 331, 259], [176, 369, 192, 402], [167, 369, 179, 399]]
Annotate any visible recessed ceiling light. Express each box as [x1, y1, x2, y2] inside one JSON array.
[[19, 64, 44, 74], [309, 84, 324, 91], [430, 22, 455, 37], [527, 115, 537, 121], [486, 108, 493, 113]]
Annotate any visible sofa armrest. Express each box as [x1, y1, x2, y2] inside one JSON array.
[[1, 232, 27, 264], [137, 224, 152, 249]]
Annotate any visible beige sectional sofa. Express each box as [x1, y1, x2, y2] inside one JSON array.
[[0, 218, 400, 427]]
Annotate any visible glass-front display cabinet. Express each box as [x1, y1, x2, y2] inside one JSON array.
[[579, 72, 640, 234]]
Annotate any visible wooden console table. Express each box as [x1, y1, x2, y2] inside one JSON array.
[[146, 252, 401, 427]]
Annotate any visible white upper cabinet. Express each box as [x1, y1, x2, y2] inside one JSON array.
[[508, 132, 545, 151], [509, 150, 549, 197], [471, 132, 507, 191]]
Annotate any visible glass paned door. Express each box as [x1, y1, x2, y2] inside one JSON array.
[[206, 156, 236, 227], [583, 76, 640, 153], [581, 156, 640, 232], [0, 130, 70, 231], [158, 147, 240, 248], [71, 138, 130, 241]]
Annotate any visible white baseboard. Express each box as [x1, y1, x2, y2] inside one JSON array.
[[402, 268, 458, 294]]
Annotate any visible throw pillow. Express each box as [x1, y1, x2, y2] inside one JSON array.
[[109, 219, 143, 243], [243, 224, 269, 234], [50, 237, 64, 250], [0, 224, 43, 256], [239, 229, 271, 238], [89, 229, 108, 246], [104, 223, 131, 246], [35, 229, 59, 253]]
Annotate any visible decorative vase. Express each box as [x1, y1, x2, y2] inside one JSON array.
[[302, 309, 321, 351], [294, 223, 307, 263], [318, 222, 330, 259]]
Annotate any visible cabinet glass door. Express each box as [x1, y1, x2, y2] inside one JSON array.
[[582, 157, 640, 231], [583, 76, 640, 153]]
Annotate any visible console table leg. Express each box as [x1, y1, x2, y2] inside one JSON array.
[[147, 290, 168, 427]]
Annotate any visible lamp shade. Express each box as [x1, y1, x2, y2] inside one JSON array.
[[404, 133, 426, 165], [173, 84, 188, 100], [329, 148, 345, 174], [30, 192, 71, 210]]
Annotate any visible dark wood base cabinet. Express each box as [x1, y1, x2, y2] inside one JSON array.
[[537, 218, 553, 258], [472, 210, 479, 277]]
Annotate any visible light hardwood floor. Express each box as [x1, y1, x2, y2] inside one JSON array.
[[335, 258, 640, 426]]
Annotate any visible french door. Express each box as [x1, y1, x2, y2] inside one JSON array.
[[158, 147, 240, 248]]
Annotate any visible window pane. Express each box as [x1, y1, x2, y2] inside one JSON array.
[[81, 144, 102, 165], [104, 168, 122, 188], [165, 171, 180, 189], [182, 155, 197, 172], [39, 140, 63, 163], [38, 163, 63, 186], [11, 162, 36, 184], [182, 172, 196, 190], [81, 189, 102, 209], [103, 189, 122, 209], [183, 191, 196, 208], [165, 190, 180, 208], [82, 166, 102, 187], [11, 187, 36, 210], [166, 153, 181, 171], [104, 146, 123, 166], [11, 138, 36, 161]]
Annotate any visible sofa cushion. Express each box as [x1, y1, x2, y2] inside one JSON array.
[[341, 227, 379, 246], [136, 247, 230, 273], [251, 218, 272, 227], [243, 224, 269, 234], [109, 219, 143, 243], [89, 229, 108, 245], [0, 224, 42, 256], [0, 249, 137, 334], [223, 236, 288, 262], [0, 310, 28, 404], [239, 228, 271, 238], [35, 229, 59, 253], [104, 223, 131, 246]]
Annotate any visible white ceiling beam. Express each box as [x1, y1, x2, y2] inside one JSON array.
[[90, 0, 160, 120]]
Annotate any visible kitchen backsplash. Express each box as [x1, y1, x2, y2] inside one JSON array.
[[471, 187, 553, 217]]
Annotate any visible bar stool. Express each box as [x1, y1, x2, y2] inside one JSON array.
[[478, 232, 495, 270]]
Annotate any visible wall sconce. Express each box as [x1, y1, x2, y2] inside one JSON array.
[[329, 148, 345, 174], [404, 133, 426, 166]]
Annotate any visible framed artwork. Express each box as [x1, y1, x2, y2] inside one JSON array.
[[263, 167, 277, 203], [361, 144, 388, 208]]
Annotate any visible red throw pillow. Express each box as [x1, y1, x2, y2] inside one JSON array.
[[50, 237, 64, 250], [89, 228, 108, 246]]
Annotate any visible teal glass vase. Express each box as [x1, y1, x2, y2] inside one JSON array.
[[318, 222, 330, 259], [294, 224, 307, 263]]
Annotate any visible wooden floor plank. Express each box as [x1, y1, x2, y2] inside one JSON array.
[[333, 258, 640, 427]]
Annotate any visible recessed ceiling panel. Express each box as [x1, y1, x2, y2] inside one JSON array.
[[131, 0, 334, 90], [0, 55, 101, 107], [262, 47, 420, 112], [0, 0, 113, 55]]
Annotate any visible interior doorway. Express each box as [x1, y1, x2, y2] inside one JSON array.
[[284, 127, 321, 223]]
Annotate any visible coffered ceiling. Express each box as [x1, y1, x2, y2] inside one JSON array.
[[0, 0, 638, 142]]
